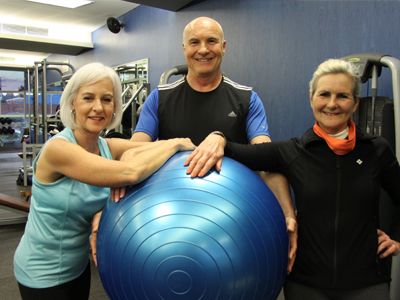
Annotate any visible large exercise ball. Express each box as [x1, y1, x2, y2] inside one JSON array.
[[97, 151, 288, 300]]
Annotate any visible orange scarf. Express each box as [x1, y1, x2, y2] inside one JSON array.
[[313, 120, 356, 155]]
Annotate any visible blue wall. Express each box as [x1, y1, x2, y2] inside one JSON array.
[[49, 0, 400, 141]]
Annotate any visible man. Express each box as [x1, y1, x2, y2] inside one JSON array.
[[131, 17, 297, 273]]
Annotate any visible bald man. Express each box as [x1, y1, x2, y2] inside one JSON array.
[[131, 17, 297, 273]]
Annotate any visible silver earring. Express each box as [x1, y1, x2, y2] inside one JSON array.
[[71, 110, 75, 115]]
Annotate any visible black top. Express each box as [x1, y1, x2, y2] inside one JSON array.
[[225, 126, 400, 289], [158, 77, 251, 145]]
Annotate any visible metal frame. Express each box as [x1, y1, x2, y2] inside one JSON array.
[[22, 141, 43, 186], [380, 56, 400, 300], [114, 64, 150, 136], [159, 65, 188, 85], [341, 53, 400, 300], [31, 61, 75, 144]]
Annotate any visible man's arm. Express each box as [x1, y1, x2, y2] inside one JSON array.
[[185, 133, 298, 274], [250, 135, 297, 274], [184, 133, 225, 177], [131, 132, 153, 142], [131, 89, 159, 142]]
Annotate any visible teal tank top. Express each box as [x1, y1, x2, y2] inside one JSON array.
[[14, 128, 112, 288]]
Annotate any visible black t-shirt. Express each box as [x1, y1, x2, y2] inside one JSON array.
[[158, 76, 252, 146]]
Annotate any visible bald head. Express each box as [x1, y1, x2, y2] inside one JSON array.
[[182, 17, 226, 84], [183, 17, 225, 45]]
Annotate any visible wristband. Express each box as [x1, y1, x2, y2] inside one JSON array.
[[211, 131, 226, 141]]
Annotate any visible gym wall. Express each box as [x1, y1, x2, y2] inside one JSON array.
[[48, 0, 400, 142]]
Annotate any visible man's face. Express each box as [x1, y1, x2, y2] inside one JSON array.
[[183, 19, 226, 79]]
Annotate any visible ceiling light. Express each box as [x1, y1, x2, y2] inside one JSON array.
[[26, 0, 93, 9]]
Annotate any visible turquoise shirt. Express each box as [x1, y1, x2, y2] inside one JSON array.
[[14, 128, 112, 288]]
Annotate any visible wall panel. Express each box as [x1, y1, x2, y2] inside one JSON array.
[[49, 0, 400, 141]]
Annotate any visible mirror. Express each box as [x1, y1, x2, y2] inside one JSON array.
[[111, 58, 149, 138], [113, 58, 148, 106]]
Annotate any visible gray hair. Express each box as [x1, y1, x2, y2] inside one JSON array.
[[60, 62, 122, 130], [309, 59, 362, 99]]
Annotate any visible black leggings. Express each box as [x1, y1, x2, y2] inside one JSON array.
[[18, 262, 91, 300], [284, 279, 390, 300]]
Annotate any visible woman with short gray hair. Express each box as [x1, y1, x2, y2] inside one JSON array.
[[14, 62, 195, 300]]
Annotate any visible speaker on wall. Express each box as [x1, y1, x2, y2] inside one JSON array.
[[107, 17, 123, 34]]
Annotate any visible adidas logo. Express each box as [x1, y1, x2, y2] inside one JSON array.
[[228, 111, 237, 117]]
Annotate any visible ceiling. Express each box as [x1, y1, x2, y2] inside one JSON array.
[[0, 0, 194, 67], [123, 0, 195, 12], [0, 0, 140, 65]]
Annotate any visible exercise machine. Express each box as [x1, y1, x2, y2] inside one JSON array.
[[29, 60, 75, 144], [105, 64, 150, 138], [341, 53, 400, 300], [13, 61, 75, 187]]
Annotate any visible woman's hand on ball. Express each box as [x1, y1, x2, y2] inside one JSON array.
[[111, 187, 126, 202], [90, 210, 103, 266]]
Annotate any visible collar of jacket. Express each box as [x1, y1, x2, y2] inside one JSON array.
[[301, 125, 377, 147]]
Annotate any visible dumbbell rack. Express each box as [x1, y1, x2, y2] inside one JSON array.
[[0, 117, 15, 146]]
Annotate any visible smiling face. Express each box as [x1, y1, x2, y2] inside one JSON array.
[[71, 77, 115, 135], [182, 18, 226, 80], [310, 73, 360, 134]]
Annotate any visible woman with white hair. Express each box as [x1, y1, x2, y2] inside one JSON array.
[[187, 59, 400, 299], [14, 62, 195, 300]]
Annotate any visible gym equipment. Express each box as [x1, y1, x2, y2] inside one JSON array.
[[97, 151, 288, 300], [0, 193, 30, 213], [15, 61, 73, 185], [159, 65, 189, 85], [19, 142, 42, 186], [112, 62, 150, 137], [104, 130, 129, 139], [341, 53, 400, 300], [0, 126, 14, 134], [30, 60, 75, 144]]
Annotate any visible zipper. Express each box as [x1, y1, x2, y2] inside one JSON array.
[[376, 256, 381, 275], [333, 155, 341, 288]]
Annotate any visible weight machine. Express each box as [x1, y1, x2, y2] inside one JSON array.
[[29, 60, 75, 144], [106, 64, 150, 138], [19, 60, 75, 186], [341, 53, 400, 300]]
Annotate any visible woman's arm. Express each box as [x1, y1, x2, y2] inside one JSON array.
[[106, 137, 157, 160], [185, 134, 295, 177], [224, 140, 286, 171], [35, 137, 195, 187], [374, 137, 400, 257]]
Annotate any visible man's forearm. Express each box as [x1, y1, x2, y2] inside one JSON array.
[[257, 171, 296, 219]]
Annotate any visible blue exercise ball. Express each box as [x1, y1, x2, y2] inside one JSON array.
[[97, 151, 288, 300]]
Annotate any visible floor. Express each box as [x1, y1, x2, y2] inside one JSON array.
[[0, 143, 285, 300]]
